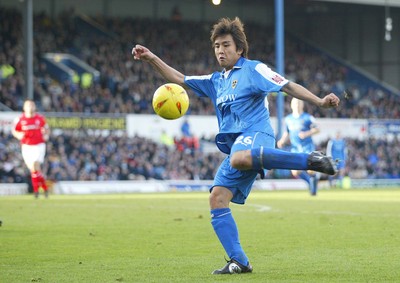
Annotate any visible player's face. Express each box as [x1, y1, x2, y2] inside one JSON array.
[[23, 101, 36, 116], [213, 34, 242, 70], [291, 98, 304, 113]]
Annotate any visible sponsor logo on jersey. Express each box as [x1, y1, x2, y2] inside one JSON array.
[[216, 94, 237, 106], [272, 74, 285, 84]]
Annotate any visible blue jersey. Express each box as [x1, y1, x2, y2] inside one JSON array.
[[284, 112, 317, 153], [184, 57, 288, 154], [327, 138, 347, 168]]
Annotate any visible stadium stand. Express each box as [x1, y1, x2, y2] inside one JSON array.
[[1, 128, 399, 183], [1, 8, 399, 184], [1, 7, 399, 118]]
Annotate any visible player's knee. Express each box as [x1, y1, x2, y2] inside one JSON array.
[[230, 151, 251, 170], [291, 170, 300, 177], [209, 193, 218, 208], [209, 187, 232, 209]]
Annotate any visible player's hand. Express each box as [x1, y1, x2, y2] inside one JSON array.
[[131, 44, 155, 62], [298, 132, 307, 139], [320, 93, 340, 108], [15, 131, 25, 140]]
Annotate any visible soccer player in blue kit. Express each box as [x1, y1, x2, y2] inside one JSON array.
[[277, 98, 321, 195], [327, 131, 347, 188], [132, 17, 339, 274]]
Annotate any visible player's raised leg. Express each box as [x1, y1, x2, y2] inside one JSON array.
[[249, 147, 337, 175]]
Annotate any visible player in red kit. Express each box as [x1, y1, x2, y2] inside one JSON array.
[[12, 100, 50, 198]]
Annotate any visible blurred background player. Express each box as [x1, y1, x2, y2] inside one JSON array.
[[180, 117, 192, 137], [326, 131, 347, 188], [277, 98, 321, 196], [12, 100, 50, 198]]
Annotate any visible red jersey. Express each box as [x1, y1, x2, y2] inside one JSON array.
[[14, 113, 47, 145]]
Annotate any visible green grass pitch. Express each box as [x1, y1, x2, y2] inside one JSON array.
[[1, 189, 400, 282]]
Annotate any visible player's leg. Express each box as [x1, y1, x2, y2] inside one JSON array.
[[33, 161, 48, 197], [22, 145, 40, 198], [210, 132, 271, 274], [22, 144, 48, 198], [303, 145, 319, 195], [36, 143, 48, 196], [328, 156, 339, 188], [291, 169, 318, 196], [231, 146, 337, 175], [328, 174, 335, 188], [209, 186, 250, 271], [337, 160, 346, 188], [30, 143, 48, 197], [307, 170, 320, 196], [209, 160, 254, 274], [292, 169, 313, 193]]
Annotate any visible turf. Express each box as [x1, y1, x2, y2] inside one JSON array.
[[1, 189, 400, 282]]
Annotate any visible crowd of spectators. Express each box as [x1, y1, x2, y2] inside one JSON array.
[[0, 129, 223, 183], [340, 136, 400, 179], [1, 8, 399, 187], [1, 7, 399, 118], [1, 129, 399, 185]]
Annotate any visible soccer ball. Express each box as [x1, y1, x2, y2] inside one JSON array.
[[152, 83, 189, 120]]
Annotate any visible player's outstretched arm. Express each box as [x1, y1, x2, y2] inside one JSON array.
[[277, 131, 289, 148], [282, 81, 340, 108], [42, 124, 50, 141], [12, 119, 24, 140], [132, 44, 185, 87]]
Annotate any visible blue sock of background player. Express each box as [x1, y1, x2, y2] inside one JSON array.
[[299, 171, 313, 194], [309, 173, 319, 195]]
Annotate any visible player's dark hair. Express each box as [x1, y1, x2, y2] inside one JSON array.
[[210, 17, 249, 58]]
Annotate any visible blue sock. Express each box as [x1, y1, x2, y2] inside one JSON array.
[[328, 175, 334, 187], [299, 171, 311, 183], [252, 147, 308, 170], [313, 174, 319, 193], [299, 171, 316, 195], [210, 208, 248, 266], [338, 175, 344, 188], [309, 176, 317, 195]]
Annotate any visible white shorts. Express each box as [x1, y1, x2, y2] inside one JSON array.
[[21, 143, 46, 166]]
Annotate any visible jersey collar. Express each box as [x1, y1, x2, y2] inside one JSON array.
[[221, 57, 245, 77]]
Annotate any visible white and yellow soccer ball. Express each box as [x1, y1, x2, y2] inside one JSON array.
[[152, 83, 189, 120]]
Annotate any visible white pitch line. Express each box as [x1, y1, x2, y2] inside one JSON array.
[[303, 210, 400, 218], [244, 206, 400, 218], [247, 203, 273, 212]]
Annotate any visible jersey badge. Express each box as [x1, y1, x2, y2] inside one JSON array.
[[232, 80, 237, 89]]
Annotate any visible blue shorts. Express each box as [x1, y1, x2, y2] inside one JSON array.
[[211, 132, 276, 205], [335, 158, 346, 169]]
